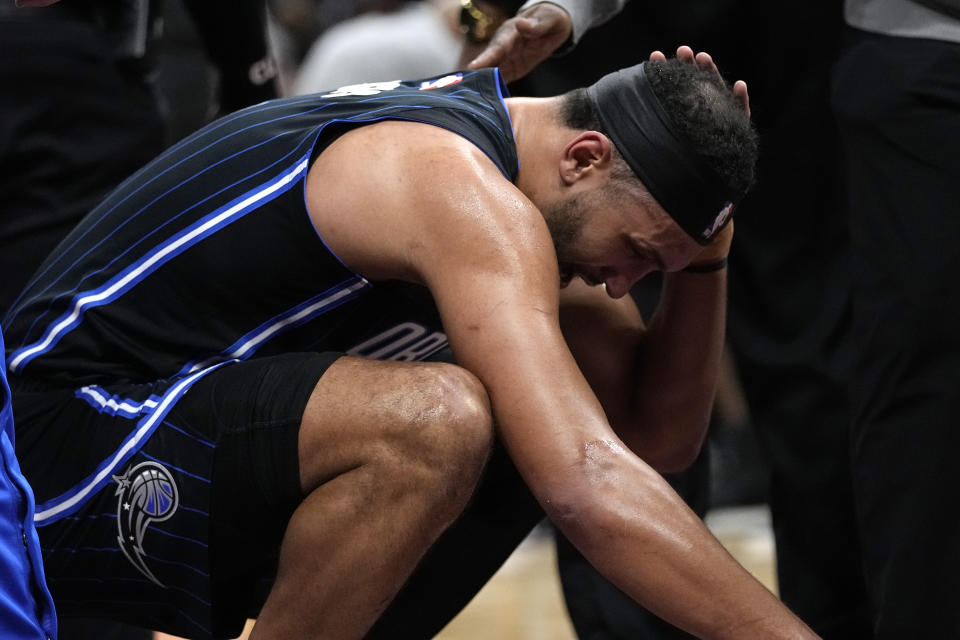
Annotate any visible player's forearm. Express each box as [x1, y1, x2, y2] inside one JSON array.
[[624, 268, 726, 470], [551, 449, 818, 639]]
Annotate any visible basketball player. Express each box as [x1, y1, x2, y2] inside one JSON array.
[[3, 57, 816, 639]]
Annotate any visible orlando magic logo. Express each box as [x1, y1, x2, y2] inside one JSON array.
[[113, 461, 179, 586]]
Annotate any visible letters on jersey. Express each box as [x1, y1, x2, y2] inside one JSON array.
[[348, 322, 449, 361]]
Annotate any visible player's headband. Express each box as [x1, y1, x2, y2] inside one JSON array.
[[586, 62, 739, 245]]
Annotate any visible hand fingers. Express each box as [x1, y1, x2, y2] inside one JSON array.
[[648, 50, 667, 62], [733, 80, 751, 117], [468, 21, 523, 69], [513, 14, 552, 36], [495, 12, 571, 82], [678, 48, 720, 77], [694, 51, 719, 75], [467, 48, 497, 70], [664, 45, 749, 117], [675, 45, 695, 62]]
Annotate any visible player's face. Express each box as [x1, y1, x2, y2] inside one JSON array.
[[546, 187, 702, 299]]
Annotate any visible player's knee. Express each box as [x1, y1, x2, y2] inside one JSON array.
[[419, 363, 492, 465], [403, 363, 493, 510]]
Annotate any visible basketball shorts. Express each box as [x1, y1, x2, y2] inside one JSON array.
[[11, 352, 341, 639]]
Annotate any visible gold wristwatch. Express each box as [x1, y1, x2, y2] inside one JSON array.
[[459, 0, 504, 43]]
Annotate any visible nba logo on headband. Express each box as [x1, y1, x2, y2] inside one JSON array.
[[702, 202, 734, 241]]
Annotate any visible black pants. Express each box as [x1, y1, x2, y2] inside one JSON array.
[[833, 28, 960, 639]]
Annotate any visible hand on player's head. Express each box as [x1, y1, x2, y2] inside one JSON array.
[[649, 46, 750, 117]]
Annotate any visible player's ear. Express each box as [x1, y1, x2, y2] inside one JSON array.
[[559, 131, 613, 187]]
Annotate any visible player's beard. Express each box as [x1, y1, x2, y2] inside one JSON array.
[[542, 191, 588, 265]]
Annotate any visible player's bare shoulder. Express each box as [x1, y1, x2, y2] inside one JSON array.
[[305, 118, 550, 286]]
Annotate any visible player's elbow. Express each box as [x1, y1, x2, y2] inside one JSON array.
[[644, 438, 704, 474], [540, 440, 656, 538], [542, 483, 619, 546], [620, 415, 709, 474]]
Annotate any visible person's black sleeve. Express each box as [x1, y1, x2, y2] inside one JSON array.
[[181, 0, 279, 112]]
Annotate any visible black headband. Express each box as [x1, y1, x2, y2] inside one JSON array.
[[585, 62, 738, 244]]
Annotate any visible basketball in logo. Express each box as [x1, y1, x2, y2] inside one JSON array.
[[114, 461, 180, 585], [130, 466, 177, 519]]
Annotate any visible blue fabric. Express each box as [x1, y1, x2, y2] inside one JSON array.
[[0, 328, 57, 640]]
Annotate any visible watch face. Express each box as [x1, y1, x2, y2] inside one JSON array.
[[459, 0, 496, 43]]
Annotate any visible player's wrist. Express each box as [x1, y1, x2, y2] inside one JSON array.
[[681, 256, 727, 273], [684, 220, 732, 271]]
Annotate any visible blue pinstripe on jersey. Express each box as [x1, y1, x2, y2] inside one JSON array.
[[8, 154, 311, 372], [8, 129, 314, 350]]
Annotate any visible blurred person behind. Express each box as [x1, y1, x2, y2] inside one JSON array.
[[832, 0, 960, 635], [292, 0, 521, 94], [0, 0, 277, 319]]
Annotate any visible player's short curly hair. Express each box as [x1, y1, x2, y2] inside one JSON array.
[[644, 58, 757, 198]]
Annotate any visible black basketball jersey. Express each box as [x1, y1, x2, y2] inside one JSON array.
[[3, 69, 518, 389]]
